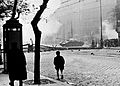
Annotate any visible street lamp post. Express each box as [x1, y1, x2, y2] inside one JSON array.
[[99, 0, 103, 48]]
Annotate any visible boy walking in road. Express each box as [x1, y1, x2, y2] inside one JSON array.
[[54, 51, 65, 80]]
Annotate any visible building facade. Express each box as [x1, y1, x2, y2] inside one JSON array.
[[44, 0, 117, 46]]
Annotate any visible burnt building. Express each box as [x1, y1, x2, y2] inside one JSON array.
[[44, 0, 117, 46]]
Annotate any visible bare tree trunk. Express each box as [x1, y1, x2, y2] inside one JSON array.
[[31, 1, 49, 84]]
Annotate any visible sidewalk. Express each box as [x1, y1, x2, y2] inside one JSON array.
[[0, 65, 71, 86]]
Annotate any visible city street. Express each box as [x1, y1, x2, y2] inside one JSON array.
[[1, 0, 120, 86], [25, 49, 120, 86]]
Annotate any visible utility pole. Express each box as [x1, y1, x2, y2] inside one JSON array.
[[116, 0, 120, 46], [99, 0, 103, 48]]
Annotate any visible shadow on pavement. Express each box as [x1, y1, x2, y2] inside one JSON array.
[[24, 79, 56, 85]]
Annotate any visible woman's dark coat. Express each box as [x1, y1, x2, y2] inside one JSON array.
[[7, 48, 27, 80]]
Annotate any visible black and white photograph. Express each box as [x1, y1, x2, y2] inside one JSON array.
[[0, 0, 120, 86]]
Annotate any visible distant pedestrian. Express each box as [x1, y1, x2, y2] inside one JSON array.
[[7, 42, 27, 86], [54, 51, 65, 80]]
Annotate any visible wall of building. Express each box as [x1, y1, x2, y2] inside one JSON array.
[[44, 0, 117, 45]]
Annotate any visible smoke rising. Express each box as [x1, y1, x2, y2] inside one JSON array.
[[38, 17, 62, 37], [102, 20, 118, 39]]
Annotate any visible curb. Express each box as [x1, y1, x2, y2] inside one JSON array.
[[25, 71, 72, 86], [0, 71, 72, 86], [0, 65, 72, 86]]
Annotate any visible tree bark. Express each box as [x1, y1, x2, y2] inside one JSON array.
[[31, 2, 49, 84]]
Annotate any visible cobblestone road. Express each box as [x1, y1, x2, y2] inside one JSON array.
[[25, 49, 120, 86]]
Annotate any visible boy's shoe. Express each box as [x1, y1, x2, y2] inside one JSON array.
[[57, 78, 60, 80], [61, 75, 63, 79], [9, 82, 14, 86]]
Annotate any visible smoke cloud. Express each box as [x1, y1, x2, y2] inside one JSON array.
[[38, 17, 62, 37], [102, 20, 118, 39]]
